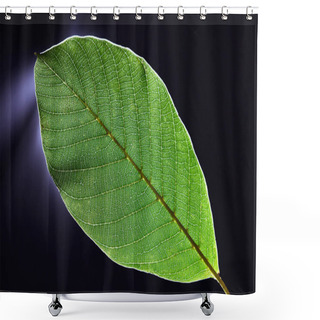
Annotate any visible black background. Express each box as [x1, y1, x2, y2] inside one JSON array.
[[0, 14, 257, 294]]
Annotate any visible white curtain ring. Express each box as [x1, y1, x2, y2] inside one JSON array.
[[113, 6, 120, 20], [157, 6, 164, 20], [246, 6, 253, 21], [90, 6, 97, 20], [221, 6, 228, 21], [49, 6, 55, 21], [5, 6, 11, 21], [200, 6, 207, 20], [25, 6, 32, 20], [135, 6, 142, 20], [177, 6, 184, 20], [70, 6, 77, 20]]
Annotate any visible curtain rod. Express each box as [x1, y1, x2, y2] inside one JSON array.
[[0, 6, 259, 15]]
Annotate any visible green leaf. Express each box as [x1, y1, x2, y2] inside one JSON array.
[[34, 36, 228, 292]]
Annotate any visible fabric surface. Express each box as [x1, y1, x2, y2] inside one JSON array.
[[0, 13, 257, 294]]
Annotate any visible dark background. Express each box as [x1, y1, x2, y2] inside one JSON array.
[[0, 14, 257, 294]]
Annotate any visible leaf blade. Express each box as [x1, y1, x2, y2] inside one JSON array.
[[35, 36, 222, 285]]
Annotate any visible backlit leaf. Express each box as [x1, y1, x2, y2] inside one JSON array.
[[34, 36, 228, 292]]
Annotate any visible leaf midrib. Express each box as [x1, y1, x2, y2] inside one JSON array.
[[36, 53, 225, 289]]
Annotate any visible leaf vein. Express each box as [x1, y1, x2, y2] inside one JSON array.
[[94, 220, 173, 249], [48, 157, 126, 173], [58, 178, 141, 200], [38, 107, 87, 115], [136, 231, 181, 256], [119, 248, 192, 265], [42, 119, 97, 132], [43, 134, 106, 150], [73, 199, 158, 226], [159, 259, 201, 276]]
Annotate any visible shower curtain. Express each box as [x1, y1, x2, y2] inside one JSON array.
[[0, 9, 257, 295]]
